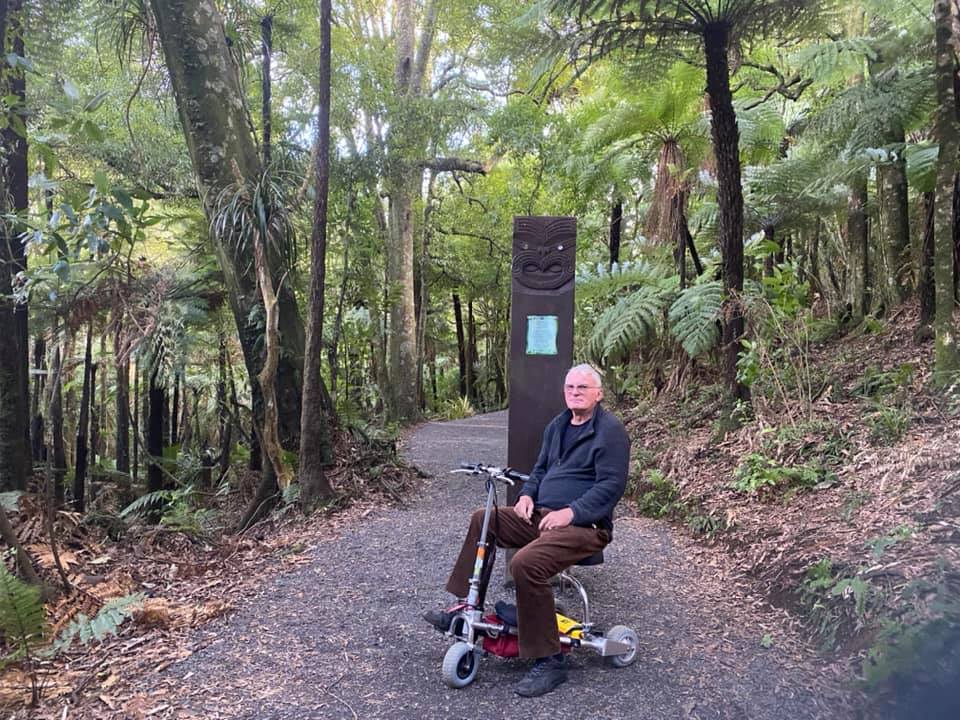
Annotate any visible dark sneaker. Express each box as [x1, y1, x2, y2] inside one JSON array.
[[514, 655, 568, 697], [422, 609, 455, 632]]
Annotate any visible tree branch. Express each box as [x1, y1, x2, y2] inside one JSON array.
[[419, 157, 487, 174]]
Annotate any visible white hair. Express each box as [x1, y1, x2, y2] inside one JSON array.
[[567, 363, 603, 389]]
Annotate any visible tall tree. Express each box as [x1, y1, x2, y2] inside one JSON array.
[[299, 0, 336, 507], [0, 0, 30, 491], [148, 0, 308, 451], [553, 0, 823, 413], [73, 326, 93, 512], [933, 0, 960, 383]]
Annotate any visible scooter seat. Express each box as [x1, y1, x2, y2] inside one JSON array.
[[575, 550, 604, 566]]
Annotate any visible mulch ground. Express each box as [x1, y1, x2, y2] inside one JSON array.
[[13, 410, 865, 720]]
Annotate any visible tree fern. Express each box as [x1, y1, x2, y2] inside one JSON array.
[[0, 564, 47, 666], [668, 280, 723, 358], [576, 259, 670, 299], [587, 286, 672, 362]]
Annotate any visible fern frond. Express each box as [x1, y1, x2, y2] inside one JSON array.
[[0, 564, 46, 666], [118, 489, 170, 519], [52, 593, 144, 653], [668, 280, 723, 358], [576, 259, 670, 298], [587, 286, 671, 363]]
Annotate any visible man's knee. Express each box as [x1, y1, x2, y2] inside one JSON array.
[[509, 549, 550, 585]]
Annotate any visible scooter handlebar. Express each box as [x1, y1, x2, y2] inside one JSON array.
[[451, 463, 526, 486]]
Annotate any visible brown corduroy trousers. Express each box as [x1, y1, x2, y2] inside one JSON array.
[[444, 506, 610, 659]]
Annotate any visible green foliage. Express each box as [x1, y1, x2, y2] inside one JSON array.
[[860, 562, 960, 693], [634, 470, 680, 518], [867, 406, 912, 444], [853, 364, 915, 399], [667, 280, 723, 358], [587, 285, 672, 363], [866, 525, 915, 560], [0, 565, 47, 667], [599, 364, 644, 403], [732, 453, 832, 496], [800, 558, 877, 650], [437, 395, 475, 420], [52, 594, 144, 653], [119, 485, 217, 539], [631, 469, 730, 538]]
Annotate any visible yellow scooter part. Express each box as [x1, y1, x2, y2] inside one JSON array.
[[556, 612, 584, 639]]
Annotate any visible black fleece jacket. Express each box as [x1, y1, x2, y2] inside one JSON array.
[[519, 404, 630, 532]]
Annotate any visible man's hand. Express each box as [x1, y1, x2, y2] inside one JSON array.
[[514, 495, 534, 524], [539, 507, 574, 531]]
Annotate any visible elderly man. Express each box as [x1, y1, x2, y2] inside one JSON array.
[[424, 363, 630, 697]]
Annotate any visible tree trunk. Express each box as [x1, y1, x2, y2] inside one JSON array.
[[877, 139, 911, 303], [50, 344, 66, 506], [846, 176, 870, 321], [31, 336, 46, 463], [919, 191, 936, 333], [132, 358, 140, 485], [383, 0, 441, 422], [217, 331, 232, 478], [147, 364, 165, 496], [115, 323, 130, 475], [149, 0, 305, 450], [467, 299, 477, 403], [73, 326, 93, 512], [89, 362, 99, 469], [253, 228, 292, 490], [260, 14, 272, 168], [703, 21, 749, 413], [609, 198, 622, 269], [453, 293, 467, 398], [933, 0, 960, 382], [299, 0, 336, 508], [0, 0, 30, 492], [170, 370, 179, 446]]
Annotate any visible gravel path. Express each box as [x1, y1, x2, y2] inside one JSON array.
[[149, 411, 854, 719]]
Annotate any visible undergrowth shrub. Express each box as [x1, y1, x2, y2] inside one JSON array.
[[732, 453, 834, 496], [799, 558, 878, 651], [0, 564, 141, 704], [861, 561, 960, 709], [631, 470, 731, 538]]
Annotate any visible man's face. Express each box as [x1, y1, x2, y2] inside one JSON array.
[[563, 370, 603, 414]]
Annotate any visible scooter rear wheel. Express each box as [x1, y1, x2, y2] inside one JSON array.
[[604, 625, 639, 668], [441, 641, 480, 688]]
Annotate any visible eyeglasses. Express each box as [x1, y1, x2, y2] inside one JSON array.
[[563, 384, 599, 393]]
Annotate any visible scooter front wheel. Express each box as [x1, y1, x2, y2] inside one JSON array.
[[441, 641, 480, 688]]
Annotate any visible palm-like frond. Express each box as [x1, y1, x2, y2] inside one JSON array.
[[52, 594, 144, 653], [0, 564, 46, 666], [668, 280, 723, 358], [576, 259, 671, 299], [587, 285, 672, 363]]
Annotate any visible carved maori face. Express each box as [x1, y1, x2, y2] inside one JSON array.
[[511, 217, 576, 290]]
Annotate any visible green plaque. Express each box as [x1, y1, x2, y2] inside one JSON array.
[[526, 315, 558, 355]]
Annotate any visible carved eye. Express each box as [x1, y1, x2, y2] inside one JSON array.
[[544, 263, 562, 274], [523, 262, 541, 274]]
